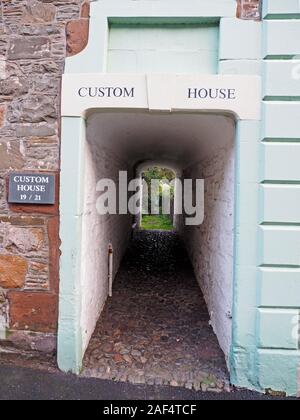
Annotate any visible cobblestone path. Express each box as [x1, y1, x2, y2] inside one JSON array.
[[82, 231, 230, 392]]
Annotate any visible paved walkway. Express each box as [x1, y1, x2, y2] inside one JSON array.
[[82, 231, 229, 392]]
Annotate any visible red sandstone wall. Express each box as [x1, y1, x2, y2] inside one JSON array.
[[237, 0, 261, 20]]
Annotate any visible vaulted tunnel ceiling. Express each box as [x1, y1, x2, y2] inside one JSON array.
[[87, 111, 235, 169]]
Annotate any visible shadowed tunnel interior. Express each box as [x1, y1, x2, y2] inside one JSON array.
[[80, 111, 235, 390]]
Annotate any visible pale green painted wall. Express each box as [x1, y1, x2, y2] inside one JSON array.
[[107, 24, 219, 74], [58, 117, 85, 374], [252, 0, 300, 397]]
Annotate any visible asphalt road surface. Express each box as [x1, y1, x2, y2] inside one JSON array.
[[0, 364, 294, 400]]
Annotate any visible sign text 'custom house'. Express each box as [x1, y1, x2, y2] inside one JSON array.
[[8, 173, 56, 205], [61, 74, 261, 120]]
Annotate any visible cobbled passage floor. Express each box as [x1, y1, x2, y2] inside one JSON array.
[[82, 230, 230, 392]]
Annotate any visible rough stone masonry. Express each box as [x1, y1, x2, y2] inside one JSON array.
[[0, 0, 261, 355]]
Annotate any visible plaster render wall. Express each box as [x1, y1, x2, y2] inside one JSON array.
[[81, 119, 133, 353], [107, 24, 219, 74], [183, 128, 235, 360]]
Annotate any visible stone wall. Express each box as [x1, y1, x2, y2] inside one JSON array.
[[81, 113, 134, 354], [0, 0, 88, 353], [236, 0, 261, 20], [0, 0, 261, 354], [183, 122, 235, 361]]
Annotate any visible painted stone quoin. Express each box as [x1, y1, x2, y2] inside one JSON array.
[[0, 0, 300, 397]]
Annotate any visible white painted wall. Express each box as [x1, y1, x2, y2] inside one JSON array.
[[81, 118, 133, 354], [183, 127, 235, 360]]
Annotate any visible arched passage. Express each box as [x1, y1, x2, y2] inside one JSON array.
[[59, 78, 261, 394], [71, 110, 236, 387]]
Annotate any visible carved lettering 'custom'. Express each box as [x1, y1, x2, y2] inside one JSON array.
[[188, 88, 236, 100], [78, 87, 135, 98]]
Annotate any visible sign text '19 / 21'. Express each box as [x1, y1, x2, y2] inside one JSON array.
[[8, 173, 55, 205]]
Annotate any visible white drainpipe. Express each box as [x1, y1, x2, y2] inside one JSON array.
[[108, 244, 113, 297]]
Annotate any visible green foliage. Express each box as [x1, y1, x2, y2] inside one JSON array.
[[142, 167, 175, 214], [141, 215, 174, 231], [142, 167, 175, 185]]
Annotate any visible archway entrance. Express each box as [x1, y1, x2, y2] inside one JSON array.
[[64, 111, 235, 390], [58, 73, 261, 395]]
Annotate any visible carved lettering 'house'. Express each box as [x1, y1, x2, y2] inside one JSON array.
[[1, 0, 300, 398]]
